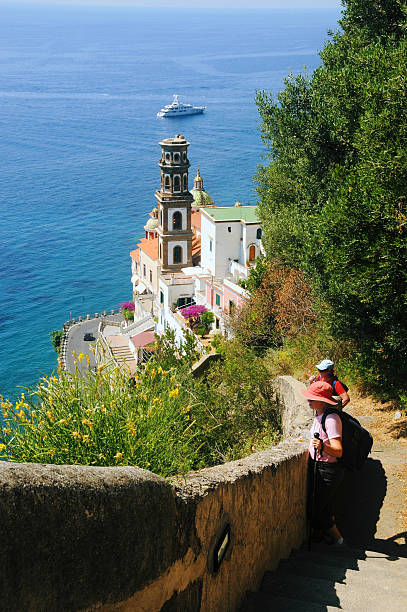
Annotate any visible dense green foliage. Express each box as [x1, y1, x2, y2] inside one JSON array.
[[256, 0, 407, 394], [50, 330, 63, 353], [0, 331, 280, 475]]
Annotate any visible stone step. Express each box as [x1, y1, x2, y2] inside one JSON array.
[[293, 546, 407, 573], [241, 591, 339, 611], [279, 555, 407, 584], [260, 569, 406, 610]]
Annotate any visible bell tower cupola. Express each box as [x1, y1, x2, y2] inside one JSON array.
[[156, 134, 194, 272]]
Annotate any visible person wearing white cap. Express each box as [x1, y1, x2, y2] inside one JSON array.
[[309, 359, 350, 408]]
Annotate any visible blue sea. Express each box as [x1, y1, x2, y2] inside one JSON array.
[[0, 2, 340, 399]]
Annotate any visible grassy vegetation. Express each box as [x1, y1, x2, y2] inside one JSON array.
[[0, 332, 280, 476]]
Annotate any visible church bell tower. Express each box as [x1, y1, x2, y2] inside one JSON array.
[[156, 134, 194, 272]]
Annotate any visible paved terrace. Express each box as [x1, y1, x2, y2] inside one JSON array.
[[64, 314, 123, 375]]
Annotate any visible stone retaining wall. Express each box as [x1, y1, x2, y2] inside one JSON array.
[[0, 376, 311, 612]]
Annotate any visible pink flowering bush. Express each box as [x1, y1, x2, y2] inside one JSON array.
[[119, 301, 135, 311], [119, 301, 135, 321], [180, 305, 207, 319]]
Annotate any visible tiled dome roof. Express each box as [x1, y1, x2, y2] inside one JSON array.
[[144, 217, 159, 230], [191, 188, 214, 207]]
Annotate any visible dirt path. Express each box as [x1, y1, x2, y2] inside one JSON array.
[[336, 394, 407, 553]]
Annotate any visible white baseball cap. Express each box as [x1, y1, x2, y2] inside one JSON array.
[[316, 359, 334, 371]]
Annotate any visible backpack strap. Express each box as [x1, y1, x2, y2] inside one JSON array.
[[321, 408, 341, 434]]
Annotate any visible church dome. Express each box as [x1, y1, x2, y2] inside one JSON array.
[[190, 168, 213, 207], [144, 217, 159, 231], [191, 188, 214, 207]]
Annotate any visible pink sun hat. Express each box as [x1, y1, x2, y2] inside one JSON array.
[[301, 381, 338, 405]]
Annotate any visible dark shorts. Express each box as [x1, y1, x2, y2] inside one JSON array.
[[308, 458, 345, 530]]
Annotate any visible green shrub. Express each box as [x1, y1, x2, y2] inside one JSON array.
[[50, 330, 64, 353]]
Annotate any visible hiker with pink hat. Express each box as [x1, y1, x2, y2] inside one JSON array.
[[302, 381, 345, 546]]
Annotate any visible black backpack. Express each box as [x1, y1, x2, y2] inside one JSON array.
[[321, 408, 373, 470]]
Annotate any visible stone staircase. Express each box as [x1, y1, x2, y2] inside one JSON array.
[[241, 543, 407, 611], [109, 342, 134, 366]]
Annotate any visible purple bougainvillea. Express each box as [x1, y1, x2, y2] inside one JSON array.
[[180, 305, 207, 319], [119, 301, 135, 311]]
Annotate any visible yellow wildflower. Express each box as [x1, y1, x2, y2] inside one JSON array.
[[0, 444, 7, 451], [157, 367, 162, 374], [82, 434, 90, 443], [98, 453, 106, 461], [58, 419, 68, 426], [72, 431, 80, 439], [168, 388, 179, 399], [46, 411, 54, 422], [78, 353, 85, 363], [47, 449, 55, 458], [114, 452, 123, 462], [82, 419, 93, 429]]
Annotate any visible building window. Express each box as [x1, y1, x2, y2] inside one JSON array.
[[228, 226, 231, 233], [164, 175, 171, 191], [149, 270, 152, 283], [173, 245, 182, 264], [256, 228, 262, 239], [209, 239, 212, 252], [173, 152, 180, 163], [172, 211, 182, 230], [160, 291, 164, 304], [173, 175, 181, 192], [215, 293, 220, 306], [183, 174, 188, 191], [165, 152, 171, 163], [182, 152, 187, 161], [229, 300, 235, 313], [143, 264, 146, 277], [249, 245, 256, 261]]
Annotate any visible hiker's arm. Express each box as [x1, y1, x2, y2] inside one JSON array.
[[312, 436, 343, 458], [339, 391, 350, 407]]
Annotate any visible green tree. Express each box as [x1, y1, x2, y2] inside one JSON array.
[[256, 0, 407, 393]]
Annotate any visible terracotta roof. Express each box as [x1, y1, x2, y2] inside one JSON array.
[[131, 330, 156, 348], [138, 237, 159, 261], [130, 249, 140, 262], [191, 210, 201, 231]]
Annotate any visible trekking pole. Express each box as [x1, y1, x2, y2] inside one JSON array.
[[308, 433, 320, 551]]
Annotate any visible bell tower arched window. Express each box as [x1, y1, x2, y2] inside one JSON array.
[[183, 174, 188, 191], [164, 175, 171, 191], [173, 175, 181, 192], [173, 246, 182, 264], [173, 211, 182, 230]]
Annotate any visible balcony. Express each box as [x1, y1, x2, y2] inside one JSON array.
[[228, 259, 249, 280]]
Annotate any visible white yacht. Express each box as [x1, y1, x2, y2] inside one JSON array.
[[157, 94, 205, 118]]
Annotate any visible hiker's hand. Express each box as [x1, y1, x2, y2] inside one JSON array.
[[308, 375, 316, 384], [312, 438, 322, 451]]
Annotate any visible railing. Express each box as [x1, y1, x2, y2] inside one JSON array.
[[228, 259, 249, 280], [120, 315, 154, 335]]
